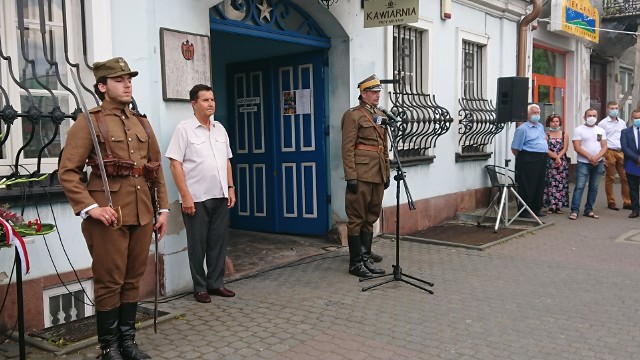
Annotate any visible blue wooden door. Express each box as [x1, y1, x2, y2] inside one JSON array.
[[228, 51, 328, 235]]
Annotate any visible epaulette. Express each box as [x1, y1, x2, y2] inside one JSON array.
[[89, 106, 101, 113], [349, 105, 361, 111]]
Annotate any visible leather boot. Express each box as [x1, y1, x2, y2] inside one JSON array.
[[347, 235, 373, 278], [96, 308, 124, 360], [360, 232, 385, 274], [118, 302, 151, 360]]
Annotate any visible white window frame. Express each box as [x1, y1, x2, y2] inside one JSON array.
[[619, 67, 633, 121], [456, 28, 490, 153], [42, 279, 94, 328], [0, 0, 77, 176]]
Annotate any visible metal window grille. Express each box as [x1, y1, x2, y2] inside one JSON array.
[[462, 41, 483, 98], [0, 0, 96, 183], [389, 25, 453, 164], [43, 279, 94, 327], [457, 40, 504, 160]]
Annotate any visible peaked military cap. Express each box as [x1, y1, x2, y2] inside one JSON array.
[[93, 57, 139, 81], [357, 75, 382, 92]]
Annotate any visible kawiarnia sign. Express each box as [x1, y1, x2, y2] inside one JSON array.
[[364, 0, 419, 28]]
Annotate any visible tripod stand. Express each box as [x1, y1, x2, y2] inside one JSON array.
[[360, 119, 434, 294]]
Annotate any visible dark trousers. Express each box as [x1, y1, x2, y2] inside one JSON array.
[[345, 181, 384, 236], [183, 198, 229, 293], [628, 173, 640, 213], [515, 151, 547, 214], [81, 220, 153, 310]]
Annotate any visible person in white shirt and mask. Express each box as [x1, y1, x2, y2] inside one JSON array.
[[598, 101, 631, 211], [569, 109, 608, 220]]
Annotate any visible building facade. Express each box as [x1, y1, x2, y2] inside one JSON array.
[[0, 0, 530, 331]]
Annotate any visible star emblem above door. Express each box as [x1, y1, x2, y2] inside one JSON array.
[[257, 0, 272, 21]]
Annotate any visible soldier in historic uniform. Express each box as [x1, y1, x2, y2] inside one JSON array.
[[341, 75, 391, 278], [59, 57, 169, 360]]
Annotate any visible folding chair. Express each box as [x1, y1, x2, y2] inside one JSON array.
[[477, 165, 542, 232]]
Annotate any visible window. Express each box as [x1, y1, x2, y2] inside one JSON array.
[[0, 0, 77, 175], [393, 25, 426, 91], [461, 40, 485, 97], [619, 68, 633, 120], [456, 30, 495, 160], [43, 280, 94, 327]]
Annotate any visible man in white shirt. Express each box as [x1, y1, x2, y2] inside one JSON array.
[[598, 101, 631, 211], [569, 109, 608, 220], [166, 84, 236, 303]]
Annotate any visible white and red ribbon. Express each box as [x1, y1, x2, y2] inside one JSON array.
[[0, 218, 30, 275]]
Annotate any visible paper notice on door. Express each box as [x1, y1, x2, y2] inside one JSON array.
[[296, 89, 311, 114]]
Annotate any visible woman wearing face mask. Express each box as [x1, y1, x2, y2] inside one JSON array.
[[543, 115, 570, 214], [569, 109, 608, 220], [620, 110, 640, 218]]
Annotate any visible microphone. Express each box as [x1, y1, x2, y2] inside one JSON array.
[[378, 107, 400, 125]]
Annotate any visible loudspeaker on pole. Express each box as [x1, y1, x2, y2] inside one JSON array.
[[496, 77, 529, 123]]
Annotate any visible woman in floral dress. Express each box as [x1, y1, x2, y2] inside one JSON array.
[[543, 114, 570, 213]]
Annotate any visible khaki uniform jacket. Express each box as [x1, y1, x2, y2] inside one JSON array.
[[58, 99, 169, 226], [341, 102, 391, 183]]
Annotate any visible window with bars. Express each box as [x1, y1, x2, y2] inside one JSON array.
[[389, 25, 453, 165], [0, 0, 89, 180], [457, 36, 503, 161], [461, 40, 485, 98]]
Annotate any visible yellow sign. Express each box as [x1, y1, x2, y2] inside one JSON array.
[[550, 0, 599, 43], [364, 0, 419, 28]]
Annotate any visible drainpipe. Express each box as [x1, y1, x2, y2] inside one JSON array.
[[517, 0, 542, 76]]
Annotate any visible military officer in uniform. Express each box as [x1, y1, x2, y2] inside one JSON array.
[[341, 75, 391, 278], [59, 57, 169, 360]]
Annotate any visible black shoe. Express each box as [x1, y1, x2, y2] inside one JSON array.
[[369, 252, 383, 263], [629, 212, 639, 218], [363, 259, 385, 275], [608, 204, 620, 211], [349, 263, 374, 278], [535, 211, 547, 217], [119, 303, 151, 360], [97, 308, 124, 360], [623, 205, 633, 210]]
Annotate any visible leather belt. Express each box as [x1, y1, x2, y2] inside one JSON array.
[[131, 167, 144, 176], [355, 144, 384, 153], [608, 148, 622, 152]]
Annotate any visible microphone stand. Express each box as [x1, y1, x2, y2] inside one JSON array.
[[360, 117, 434, 294]]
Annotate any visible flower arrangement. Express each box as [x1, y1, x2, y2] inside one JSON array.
[[0, 204, 55, 247]]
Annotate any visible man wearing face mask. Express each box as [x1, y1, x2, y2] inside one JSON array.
[[341, 75, 390, 278], [511, 104, 549, 218], [598, 101, 631, 211], [568, 109, 608, 220], [620, 110, 640, 218]]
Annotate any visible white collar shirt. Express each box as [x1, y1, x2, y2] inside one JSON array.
[[598, 116, 627, 150], [165, 116, 233, 202]]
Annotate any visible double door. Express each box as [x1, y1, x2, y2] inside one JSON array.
[[228, 52, 328, 235]]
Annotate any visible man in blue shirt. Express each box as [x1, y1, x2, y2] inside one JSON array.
[[511, 104, 549, 217]]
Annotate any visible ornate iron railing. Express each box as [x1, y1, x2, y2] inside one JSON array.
[[456, 40, 504, 161], [389, 25, 453, 164], [603, 0, 640, 18], [0, 0, 96, 199], [457, 98, 504, 158]]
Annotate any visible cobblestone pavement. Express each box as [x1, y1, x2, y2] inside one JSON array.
[[4, 183, 640, 359]]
